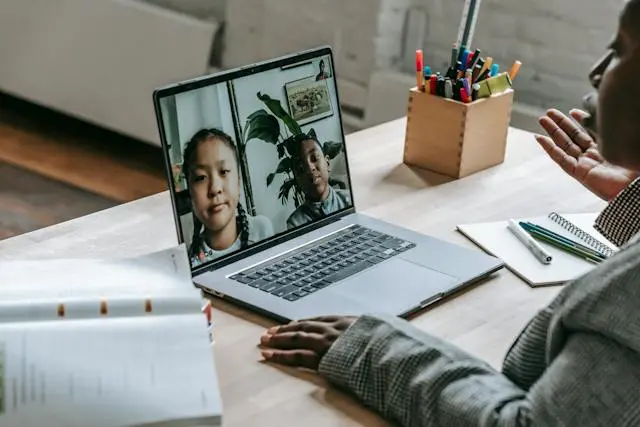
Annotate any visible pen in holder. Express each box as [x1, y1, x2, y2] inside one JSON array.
[[403, 87, 514, 179]]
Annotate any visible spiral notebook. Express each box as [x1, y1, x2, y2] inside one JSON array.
[[457, 212, 617, 287]]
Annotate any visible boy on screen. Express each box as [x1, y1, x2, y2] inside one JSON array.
[[182, 128, 274, 266], [286, 133, 351, 229]]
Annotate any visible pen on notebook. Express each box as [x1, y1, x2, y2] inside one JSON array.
[[415, 50, 424, 90], [507, 219, 553, 265], [525, 228, 603, 264], [519, 222, 607, 259]]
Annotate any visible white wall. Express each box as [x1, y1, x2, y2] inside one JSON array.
[[232, 55, 348, 232], [164, 83, 235, 166]]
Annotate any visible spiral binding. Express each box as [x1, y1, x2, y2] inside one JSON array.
[[548, 212, 615, 257]]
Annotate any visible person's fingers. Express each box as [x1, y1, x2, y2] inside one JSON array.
[[569, 109, 590, 125], [261, 349, 320, 370], [301, 315, 345, 323], [261, 331, 328, 352], [535, 135, 578, 176], [570, 109, 600, 146], [538, 115, 582, 158], [547, 109, 594, 152], [267, 321, 330, 335]]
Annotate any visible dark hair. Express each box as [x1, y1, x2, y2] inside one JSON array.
[[181, 128, 250, 259], [285, 133, 324, 159]]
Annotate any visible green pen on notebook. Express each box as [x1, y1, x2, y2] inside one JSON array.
[[524, 228, 604, 264], [519, 222, 608, 260]]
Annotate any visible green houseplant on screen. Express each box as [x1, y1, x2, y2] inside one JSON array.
[[240, 92, 345, 208]]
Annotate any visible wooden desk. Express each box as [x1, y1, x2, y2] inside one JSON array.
[[0, 119, 606, 426]]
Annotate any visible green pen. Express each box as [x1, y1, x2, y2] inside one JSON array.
[[527, 230, 603, 264], [520, 222, 607, 260]]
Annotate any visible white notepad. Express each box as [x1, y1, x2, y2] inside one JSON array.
[[457, 213, 617, 287]]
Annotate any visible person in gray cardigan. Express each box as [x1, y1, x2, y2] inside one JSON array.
[[258, 1, 640, 425]]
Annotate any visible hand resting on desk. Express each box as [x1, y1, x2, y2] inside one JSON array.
[[260, 316, 356, 370]]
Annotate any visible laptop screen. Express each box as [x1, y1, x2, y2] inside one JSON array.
[[156, 51, 354, 270]]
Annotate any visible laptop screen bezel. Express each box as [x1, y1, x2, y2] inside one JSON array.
[[152, 46, 357, 274]]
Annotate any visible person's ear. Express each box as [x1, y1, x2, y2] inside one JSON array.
[[325, 155, 331, 172]]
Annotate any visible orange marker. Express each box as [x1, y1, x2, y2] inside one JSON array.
[[509, 60, 522, 81], [478, 57, 493, 81]]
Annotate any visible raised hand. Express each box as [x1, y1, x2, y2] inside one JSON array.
[[535, 109, 638, 201]]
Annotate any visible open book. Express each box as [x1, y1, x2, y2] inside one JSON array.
[[457, 213, 617, 287], [0, 245, 222, 427]]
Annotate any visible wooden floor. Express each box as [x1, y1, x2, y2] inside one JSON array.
[[0, 91, 168, 239]]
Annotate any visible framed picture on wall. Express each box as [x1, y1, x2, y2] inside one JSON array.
[[284, 76, 333, 126]]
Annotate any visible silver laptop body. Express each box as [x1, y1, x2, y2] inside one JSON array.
[[153, 46, 503, 322]]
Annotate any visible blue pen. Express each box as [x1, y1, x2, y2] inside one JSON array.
[[423, 66, 432, 78], [491, 63, 500, 76], [460, 50, 470, 70]]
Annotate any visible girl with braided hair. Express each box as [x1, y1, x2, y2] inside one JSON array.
[[182, 128, 274, 267]]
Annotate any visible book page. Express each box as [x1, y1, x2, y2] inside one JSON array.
[[0, 313, 221, 427], [0, 246, 202, 322]]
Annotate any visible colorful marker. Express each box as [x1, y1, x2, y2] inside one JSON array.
[[460, 50, 470, 71], [462, 76, 472, 98], [509, 60, 522, 81], [469, 49, 482, 69], [429, 74, 437, 94], [479, 56, 493, 79], [465, 69, 473, 88], [444, 79, 454, 99], [450, 44, 459, 69], [415, 50, 424, 90], [424, 66, 432, 93], [460, 87, 471, 103], [472, 83, 480, 100], [472, 64, 482, 82]]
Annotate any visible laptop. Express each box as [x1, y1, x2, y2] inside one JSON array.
[[152, 46, 504, 322]]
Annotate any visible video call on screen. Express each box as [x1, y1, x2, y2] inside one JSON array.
[[159, 54, 353, 269]]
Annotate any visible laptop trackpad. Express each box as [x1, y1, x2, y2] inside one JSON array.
[[333, 258, 459, 314]]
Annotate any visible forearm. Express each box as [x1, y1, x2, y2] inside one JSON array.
[[317, 314, 528, 427]]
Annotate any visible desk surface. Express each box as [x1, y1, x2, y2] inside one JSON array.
[[0, 118, 606, 426]]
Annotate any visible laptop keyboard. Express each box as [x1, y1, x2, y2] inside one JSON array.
[[229, 225, 416, 302]]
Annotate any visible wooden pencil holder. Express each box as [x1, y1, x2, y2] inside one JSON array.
[[403, 88, 514, 179]]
